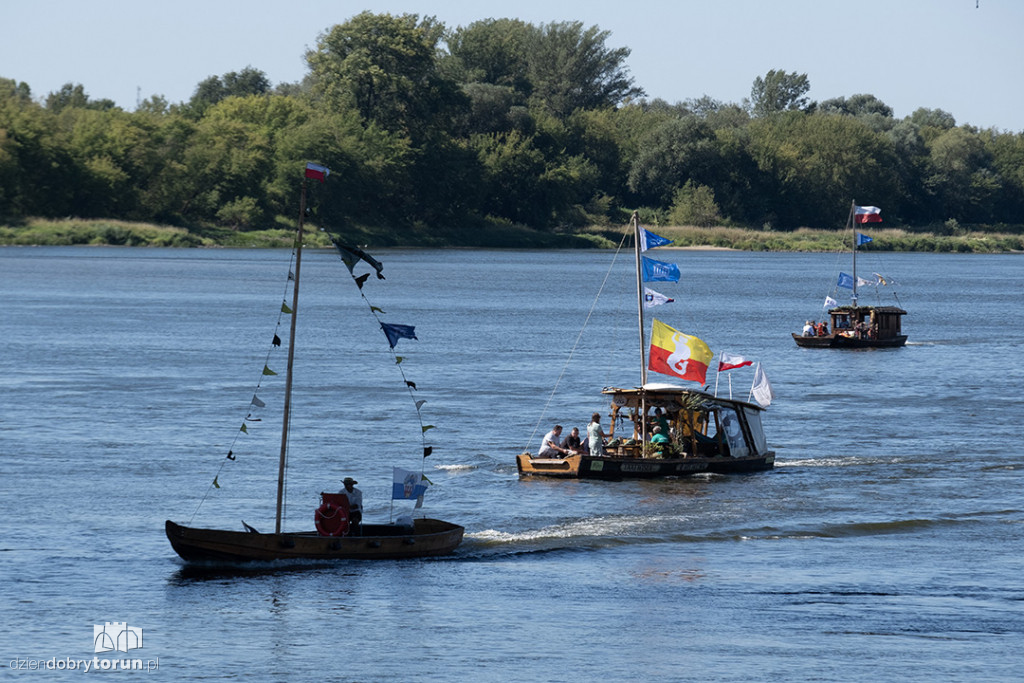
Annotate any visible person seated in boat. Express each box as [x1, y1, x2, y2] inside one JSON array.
[[650, 426, 670, 456], [653, 407, 670, 436], [339, 477, 362, 534], [587, 413, 607, 456], [802, 320, 814, 336], [562, 426, 583, 454], [816, 320, 829, 336], [836, 316, 850, 329], [537, 425, 568, 458]]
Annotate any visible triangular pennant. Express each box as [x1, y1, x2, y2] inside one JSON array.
[[423, 446, 433, 457], [288, 271, 295, 281], [263, 365, 277, 376], [395, 356, 405, 364], [213, 476, 220, 489], [226, 450, 235, 460], [415, 399, 426, 410], [272, 334, 281, 347], [381, 323, 417, 348], [240, 423, 248, 433], [355, 273, 370, 290], [421, 474, 433, 485], [251, 395, 265, 408], [371, 306, 385, 314], [281, 302, 293, 314], [421, 425, 435, 433], [406, 380, 417, 390]]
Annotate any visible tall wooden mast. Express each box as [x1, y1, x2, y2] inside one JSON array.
[[275, 178, 307, 533]]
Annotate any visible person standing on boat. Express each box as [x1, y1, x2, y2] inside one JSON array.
[[537, 425, 568, 458], [340, 477, 362, 533], [587, 413, 607, 456]]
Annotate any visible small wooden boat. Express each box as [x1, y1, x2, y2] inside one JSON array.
[[165, 519, 464, 563], [792, 305, 906, 348], [794, 202, 907, 349], [518, 212, 775, 481], [517, 384, 774, 480], [166, 164, 463, 562]]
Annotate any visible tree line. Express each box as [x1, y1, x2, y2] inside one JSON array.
[[2, 11, 1023, 241]]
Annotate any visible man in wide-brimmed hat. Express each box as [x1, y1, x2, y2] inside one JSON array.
[[339, 477, 362, 533]]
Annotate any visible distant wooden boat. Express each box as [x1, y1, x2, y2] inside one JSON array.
[[794, 202, 907, 349], [517, 212, 775, 481], [792, 305, 906, 348], [166, 164, 462, 563]]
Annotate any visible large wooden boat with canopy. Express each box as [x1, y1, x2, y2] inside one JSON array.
[[794, 202, 907, 349], [165, 163, 463, 563], [517, 212, 775, 480]]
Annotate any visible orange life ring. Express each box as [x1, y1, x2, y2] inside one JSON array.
[[314, 494, 350, 537]]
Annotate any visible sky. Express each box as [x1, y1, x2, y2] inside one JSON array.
[[2, 0, 1021, 131]]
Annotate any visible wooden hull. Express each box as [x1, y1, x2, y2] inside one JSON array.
[[165, 518, 463, 563], [792, 333, 907, 348], [516, 451, 774, 480]]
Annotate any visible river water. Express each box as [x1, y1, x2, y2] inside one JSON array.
[[1, 246, 1021, 681]]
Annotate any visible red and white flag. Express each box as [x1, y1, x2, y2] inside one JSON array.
[[305, 162, 330, 182], [718, 352, 753, 372], [854, 205, 881, 223]]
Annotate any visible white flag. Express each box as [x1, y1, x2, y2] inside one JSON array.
[[643, 287, 674, 309], [751, 364, 775, 407], [856, 276, 875, 287], [824, 296, 838, 308]]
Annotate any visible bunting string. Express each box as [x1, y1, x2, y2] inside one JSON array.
[[523, 223, 634, 453], [187, 236, 300, 524], [328, 236, 435, 477]]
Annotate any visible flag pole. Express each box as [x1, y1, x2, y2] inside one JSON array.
[[633, 211, 647, 387], [275, 174, 307, 534], [632, 211, 649, 446], [849, 200, 858, 307]]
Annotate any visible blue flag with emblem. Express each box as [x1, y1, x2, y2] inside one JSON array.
[[641, 256, 681, 283], [837, 272, 854, 289]]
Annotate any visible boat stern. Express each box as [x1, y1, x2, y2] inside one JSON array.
[[516, 452, 582, 478]]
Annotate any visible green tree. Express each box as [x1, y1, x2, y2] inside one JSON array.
[[45, 83, 117, 113], [186, 67, 271, 118], [748, 69, 811, 118], [669, 180, 721, 226], [444, 18, 533, 93], [627, 116, 721, 206], [526, 21, 644, 117], [307, 12, 465, 142], [747, 111, 899, 228]]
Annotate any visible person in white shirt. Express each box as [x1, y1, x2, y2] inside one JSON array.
[[340, 477, 363, 533], [537, 425, 567, 458]]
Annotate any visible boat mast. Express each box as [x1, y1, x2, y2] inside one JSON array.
[[275, 178, 307, 533], [848, 200, 858, 306], [633, 211, 647, 386], [631, 211, 649, 444]]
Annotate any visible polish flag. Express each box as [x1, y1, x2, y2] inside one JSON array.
[[718, 352, 753, 372], [854, 205, 882, 223], [305, 162, 330, 182]]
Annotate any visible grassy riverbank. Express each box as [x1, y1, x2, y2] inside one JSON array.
[[1, 218, 1022, 253]]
